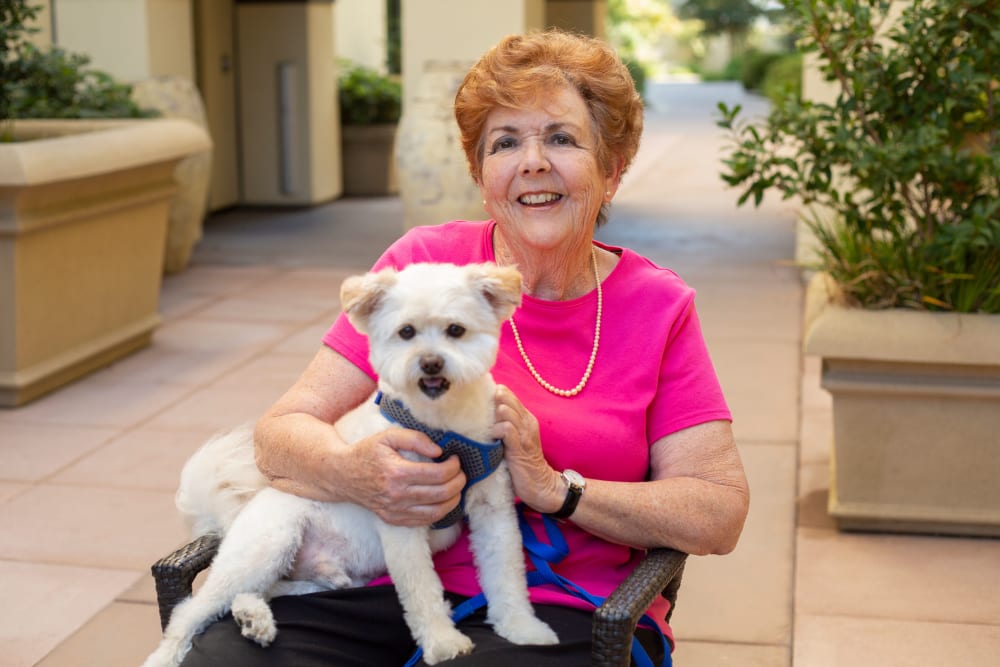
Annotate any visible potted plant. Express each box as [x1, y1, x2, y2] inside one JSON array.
[[0, 0, 211, 406], [338, 61, 401, 196], [717, 0, 1000, 536]]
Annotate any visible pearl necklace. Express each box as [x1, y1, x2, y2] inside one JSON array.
[[508, 246, 602, 397]]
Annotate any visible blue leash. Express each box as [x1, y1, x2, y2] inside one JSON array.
[[403, 507, 672, 666]]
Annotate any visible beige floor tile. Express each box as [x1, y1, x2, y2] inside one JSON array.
[[0, 424, 118, 482], [254, 266, 354, 300], [157, 287, 218, 320], [794, 613, 1000, 667], [0, 484, 187, 570], [797, 463, 837, 531], [144, 383, 285, 432], [34, 601, 163, 667], [91, 319, 294, 388], [708, 339, 801, 444], [694, 279, 803, 344], [50, 426, 217, 491], [160, 264, 281, 297], [0, 378, 191, 430], [208, 352, 315, 392], [673, 444, 796, 645], [798, 402, 832, 465], [0, 560, 138, 667], [193, 294, 335, 325], [796, 527, 1000, 625], [119, 571, 158, 604], [673, 640, 789, 666], [799, 356, 831, 412], [0, 481, 31, 503], [272, 321, 335, 356]]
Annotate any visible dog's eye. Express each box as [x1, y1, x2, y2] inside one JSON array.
[[446, 324, 466, 338], [398, 325, 416, 340]]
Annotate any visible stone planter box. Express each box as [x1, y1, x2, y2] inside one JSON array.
[[341, 123, 398, 196], [13, 116, 213, 274], [804, 274, 1000, 537], [0, 119, 211, 406]]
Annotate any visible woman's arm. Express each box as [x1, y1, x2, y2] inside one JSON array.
[[494, 385, 749, 556], [254, 346, 467, 527]]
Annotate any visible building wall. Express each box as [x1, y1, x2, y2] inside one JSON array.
[[50, 0, 194, 82], [401, 0, 546, 110], [335, 0, 388, 72]]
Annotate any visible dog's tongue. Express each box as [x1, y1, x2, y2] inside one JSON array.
[[422, 377, 446, 390]]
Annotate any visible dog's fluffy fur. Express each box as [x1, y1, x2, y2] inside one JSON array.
[[143, 263, 558, 666]]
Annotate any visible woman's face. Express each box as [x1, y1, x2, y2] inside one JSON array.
[[478, 84, 618, 253]]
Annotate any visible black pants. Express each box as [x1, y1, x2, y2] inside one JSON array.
[[179, 585, 665, 666]]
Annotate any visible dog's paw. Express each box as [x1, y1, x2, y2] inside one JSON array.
[[232, 593, 278, 646], [492, 614, 559, 646], [421, 628, 475, 665]]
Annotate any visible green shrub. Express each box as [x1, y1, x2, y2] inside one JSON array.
[[2, 1, 153, 121], [10, 44, 155, 119], [718, 0, 1000, 313], [741, 49, 784, 91], [760, 53, 802, 104], [623, 58, 647, 99], [338, 63, 402, 125]]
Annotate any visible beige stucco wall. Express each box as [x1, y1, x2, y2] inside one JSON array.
[[335, 0, 388, 72], [49, 0, 194, 82], [401, 0, 546, 110]]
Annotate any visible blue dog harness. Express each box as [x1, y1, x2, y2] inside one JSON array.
[[375, 392, 505, 529]]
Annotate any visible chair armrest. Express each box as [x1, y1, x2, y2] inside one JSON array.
[[591, 547, 687, 667], [151, 533, 221, 630]]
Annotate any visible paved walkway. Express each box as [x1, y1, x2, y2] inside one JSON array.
[[2, 82, 998, 666]]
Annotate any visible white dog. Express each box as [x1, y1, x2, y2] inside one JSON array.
[[143, 262, 558, 666]]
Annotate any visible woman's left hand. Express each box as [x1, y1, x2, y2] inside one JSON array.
[[492, 384, 564, 514]]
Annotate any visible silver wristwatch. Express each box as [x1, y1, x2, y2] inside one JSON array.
[[551, 469, 586, 519]]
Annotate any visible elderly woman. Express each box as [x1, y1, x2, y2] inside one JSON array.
[[182, 29, 748, 667]]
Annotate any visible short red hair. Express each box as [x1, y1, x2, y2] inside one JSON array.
[[454, 29, 643, 184]]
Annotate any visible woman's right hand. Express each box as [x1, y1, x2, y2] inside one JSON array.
[[255, 346, 467, 528], [343, 427, 467, 527]]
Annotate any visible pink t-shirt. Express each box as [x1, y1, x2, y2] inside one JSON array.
[[323, 220, 731, 642]]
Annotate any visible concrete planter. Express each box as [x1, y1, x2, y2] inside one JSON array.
[[13, 116, 213, 275], [341, 123, 398, 196], [0, 119, 211, 406], [804, 274, 1000, 536]]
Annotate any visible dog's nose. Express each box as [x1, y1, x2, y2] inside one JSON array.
[[420, 355, 444, 375]]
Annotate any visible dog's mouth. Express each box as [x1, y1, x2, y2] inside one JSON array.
[[418, 376, 451, 399]]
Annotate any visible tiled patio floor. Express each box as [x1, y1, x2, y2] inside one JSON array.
[[2, 82, 998, 666]]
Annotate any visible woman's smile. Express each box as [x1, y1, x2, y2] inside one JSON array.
[[478, 84, 614, 254]]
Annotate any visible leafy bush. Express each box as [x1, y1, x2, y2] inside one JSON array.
[[2, 0, 153, 122], [741, 49, 784, 91], [760, 52, 802, 105], [338, 63, 402, 126], [10, 44, 155, 119], [623, 58, 647, 100], [717, 0, 1000, 313]]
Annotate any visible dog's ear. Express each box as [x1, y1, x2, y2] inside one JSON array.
[[340, 269, 398, 333], [471, 264, 523, 321]]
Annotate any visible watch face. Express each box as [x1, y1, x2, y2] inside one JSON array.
[[564, 469, 585, 489]]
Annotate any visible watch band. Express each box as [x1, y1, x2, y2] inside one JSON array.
[[551, 469, 585, 519]]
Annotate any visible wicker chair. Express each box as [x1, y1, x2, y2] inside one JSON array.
[[152, 534, 687, 667]]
